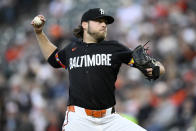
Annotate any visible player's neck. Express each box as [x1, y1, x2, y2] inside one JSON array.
[[83, 33, 97, 44]]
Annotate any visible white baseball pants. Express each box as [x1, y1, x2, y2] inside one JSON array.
[[62, 106, 146, 131]]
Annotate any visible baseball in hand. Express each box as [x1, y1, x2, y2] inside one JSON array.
[[33, 16, 43, 26]]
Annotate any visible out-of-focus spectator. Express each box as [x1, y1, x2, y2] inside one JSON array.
[[49, 0, 73, 18], [146, 82, 177, 131], [18, 113, 34, 131]]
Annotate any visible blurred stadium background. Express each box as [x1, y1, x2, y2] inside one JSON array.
[[0, 0, 196, 131]]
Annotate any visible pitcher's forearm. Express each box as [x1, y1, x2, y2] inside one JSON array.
[[35, 31, 57, 60]]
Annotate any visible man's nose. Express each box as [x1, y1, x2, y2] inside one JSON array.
[[101, 22, 106, 27]]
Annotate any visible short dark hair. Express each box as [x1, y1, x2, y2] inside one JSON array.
[[73, 25, 83, 39]]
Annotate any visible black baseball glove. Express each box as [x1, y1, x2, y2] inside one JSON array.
[[132, 42, 160, 80]]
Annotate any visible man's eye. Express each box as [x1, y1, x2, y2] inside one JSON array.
[[96, 20, 102, 22]]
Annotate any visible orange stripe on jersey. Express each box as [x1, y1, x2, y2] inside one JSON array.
[[55, 53, 67, 69]]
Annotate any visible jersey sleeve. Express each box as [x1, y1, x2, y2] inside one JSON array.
[[113, 41, 133, 66], [47, 48, 67, 69]]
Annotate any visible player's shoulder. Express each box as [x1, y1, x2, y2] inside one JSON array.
[[102, 40, 130, 49], [61, 38, 80, 50], [101, 40, 132, 52], [101, 40, 123, 46]]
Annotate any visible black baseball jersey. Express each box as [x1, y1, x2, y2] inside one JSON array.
[[48, 39, 133, 110]]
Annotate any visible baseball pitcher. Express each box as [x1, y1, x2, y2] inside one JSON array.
[[31, 8, 165, 131]]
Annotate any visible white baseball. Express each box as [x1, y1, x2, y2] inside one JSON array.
[[33, 16, 42, 25]]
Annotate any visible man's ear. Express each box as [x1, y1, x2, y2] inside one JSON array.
[[82, 21, 88, 31]]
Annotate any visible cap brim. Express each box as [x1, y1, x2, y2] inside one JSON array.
[[94, 15, 114, 24]]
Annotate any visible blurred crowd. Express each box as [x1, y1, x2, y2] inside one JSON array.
[[0, 0, 196, 131]]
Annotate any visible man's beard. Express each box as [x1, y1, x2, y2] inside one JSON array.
[[87, 26, 106, 42]]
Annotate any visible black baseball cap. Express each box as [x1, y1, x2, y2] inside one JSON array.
[[81, 8, 114, 24]]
